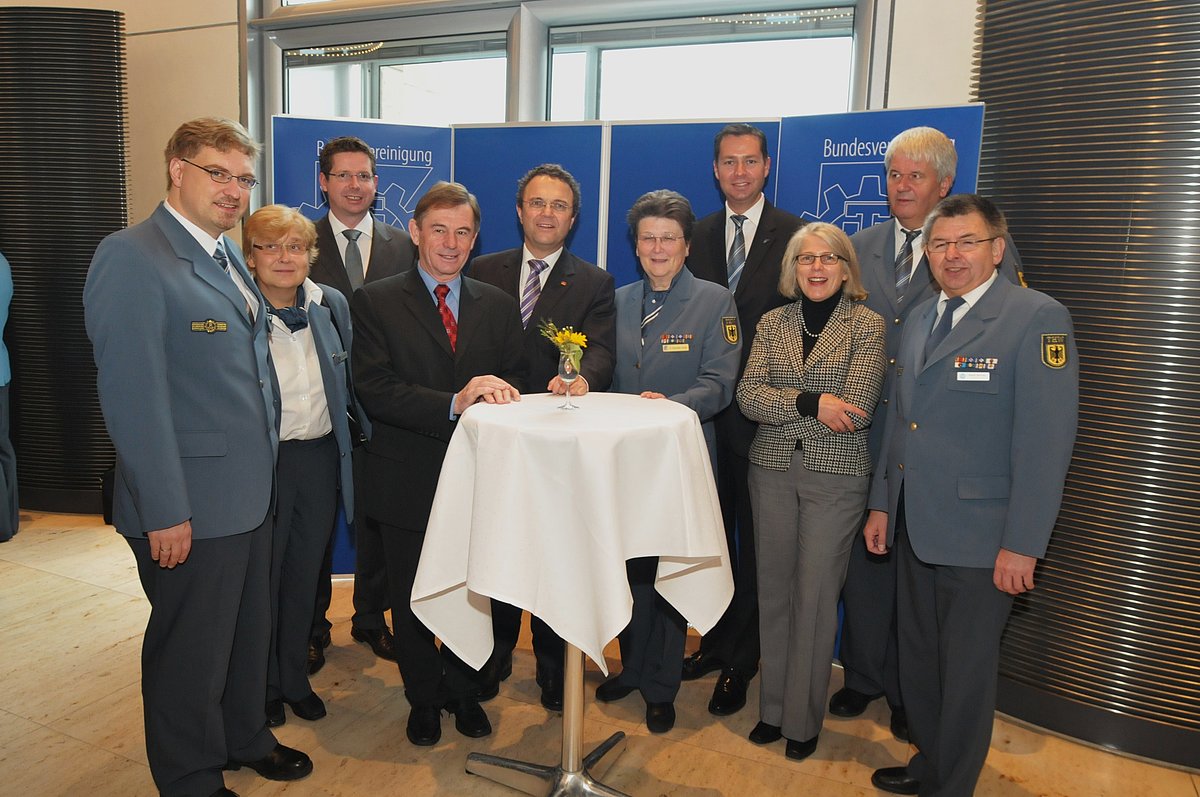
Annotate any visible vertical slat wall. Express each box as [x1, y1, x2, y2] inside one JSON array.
[[974, 0, 1200, 768], [0, 9, 126, 512]]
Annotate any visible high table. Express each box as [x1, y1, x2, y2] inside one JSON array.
[[412, 392, 733, 796]]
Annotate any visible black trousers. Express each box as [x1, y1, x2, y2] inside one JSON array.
[[0, 384, 17, 541], [129, 520, 276, 796], [490, 599, 565, 677], [268, 436, 337, 703], [615, 556, 687, 704], [838, 520, 903, 707], [378, 520, 481, 708], [697, 445, 761, 676]]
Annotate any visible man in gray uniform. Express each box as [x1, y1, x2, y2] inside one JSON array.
[[835, 126, 1024, 740], [865, 194, 1078, 796]]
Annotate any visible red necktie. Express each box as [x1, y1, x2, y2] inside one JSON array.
[[434, 284, 457, 352]]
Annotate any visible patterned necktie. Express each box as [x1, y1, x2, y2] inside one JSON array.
[[924, 296, 966, 360], [520, 259, 549, 329], [434, 284, 458, 352], [727, 214, 747, 292], [343, 229, 364, 291], [213, 241, 230, 273], [895, 228, 920, 298], [641, 290, 667, 347]]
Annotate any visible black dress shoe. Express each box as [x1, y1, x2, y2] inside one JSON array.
[[595, 675, 636, 703], [265, 699, 285, 728], [748, 721, 783, 745], [828, 686, 881, 717], [477, 651, 513, 702], [209, 788, 238, 797], [306, 640, 326, 675], [406, 705, 442, 746], [645, 702, 675, 733], [871, 766, 920, 795], [287, 692, 327, 721], [446, 698, 492, 738], [889, 706, 909, 742], [313, 629, 331, 649], [537, 666, 564, 712], [680, 650, 726, 681], [226, 743, 312, 781], [351, 626, 396, 661], [784, 735, 818, 761], [708, 669, 749, 716]]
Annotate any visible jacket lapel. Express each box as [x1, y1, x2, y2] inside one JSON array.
[[532, 251, 575, 323], [402, 270, 455, 358]]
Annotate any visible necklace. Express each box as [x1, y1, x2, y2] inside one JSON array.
[[798, 306, 819, 338]]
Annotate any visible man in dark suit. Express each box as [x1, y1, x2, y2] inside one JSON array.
[[351, 181, 527, 747], [469, 163, 616, 711], [307, 136, 417, 672], [84, 117, 311, 796], [864, 194, 1078, 796], [834, 127, 1025, 740], [685, 123, 804, 716]]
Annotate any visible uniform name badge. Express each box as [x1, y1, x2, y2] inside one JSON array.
[[955, 355, 997, 380]]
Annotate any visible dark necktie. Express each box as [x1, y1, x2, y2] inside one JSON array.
[[213, 241, 230, 273], [343, 229, 364, 290], [520, 259, 548, 329], [727, 215, 747, 292], [434, 284, 458, 352], [895, 228, 920, 298], [924, 296, 966, 360]]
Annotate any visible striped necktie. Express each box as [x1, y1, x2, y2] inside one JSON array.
[[895, 228, 920, 298], [727, 215, 747, 292], [520, 259, 548, 329]]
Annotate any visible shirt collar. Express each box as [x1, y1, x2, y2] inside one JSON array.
[[727, 193, 766, 226], [162, 199, 222, 256], [328, 212, 374, 239]]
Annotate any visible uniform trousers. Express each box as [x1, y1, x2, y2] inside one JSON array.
[[268, 435, 337, 703], [615, 556, 687, 704], [378, 521, 480, 708], [0, 384, 17, 540], [129, 520, 277, 796], [838, 524, 903, 705], [896, 495, 1014, 797], [750, 454, 867, 741]]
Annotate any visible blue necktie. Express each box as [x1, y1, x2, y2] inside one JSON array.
[[925, 296, 966, 359], [521, 259, 548, 329], [727, 215, 747, 292]]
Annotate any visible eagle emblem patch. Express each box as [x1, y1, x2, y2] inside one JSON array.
[[1041, 334, 1068, 369], [722, 316, 739, 345]]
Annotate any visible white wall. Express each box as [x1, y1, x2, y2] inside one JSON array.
[[3, 0, 243, 222], [884, 0, 978, 108]]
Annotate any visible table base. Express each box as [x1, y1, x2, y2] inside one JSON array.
[[466, 731, 629, 796]]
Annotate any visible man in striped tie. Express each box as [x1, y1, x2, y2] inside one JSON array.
[[835, 126, 1025, 744], [470, 164, 616, 712]]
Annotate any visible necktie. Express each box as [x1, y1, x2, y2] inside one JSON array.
[[343, 229, 364, 290], [924, 296, 966, 360], [434, 284, 457, 352], [213, 241, 230, 273], [895, 228, 920, 298], [641, 290, 667, 347], [520, 259, 549, 329], [727, 215, 747, 292], [268, 305, 309, 333]]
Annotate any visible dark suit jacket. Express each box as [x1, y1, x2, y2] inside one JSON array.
[[852, 220, 1024, 462], [350, 268, 526, 531], [84, 203, 277, 539], [310, 215, 417, 297], [687, 200, 806, 456], [470, 247, 616, 391]]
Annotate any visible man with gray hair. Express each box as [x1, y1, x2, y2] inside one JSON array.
[[832, 126, 1024, 741]]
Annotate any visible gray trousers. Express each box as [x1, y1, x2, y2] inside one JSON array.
[[750, 454, 867, 741]]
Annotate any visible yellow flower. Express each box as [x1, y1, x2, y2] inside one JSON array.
[[539, 320, 588, 351]]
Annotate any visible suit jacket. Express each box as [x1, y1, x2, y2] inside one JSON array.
[[687, 200, 805, 456], [612, 268, 741, 461], [737, 295, 885, 475], [853, 221, 1025, 462], [470, 247, 616, 391], [869, 276, 1078, 568], [351, 268, 526, 531], [287, 279, 366, 521], [84, 203, 277, 539], [310, 215, 417, 297]]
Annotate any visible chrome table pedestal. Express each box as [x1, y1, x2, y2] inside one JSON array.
[[467, 643, 630, 796]]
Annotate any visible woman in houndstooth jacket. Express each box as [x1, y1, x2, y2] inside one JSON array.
[[735, 222, 885, 762]]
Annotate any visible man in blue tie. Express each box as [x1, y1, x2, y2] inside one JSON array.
[[85, 117, 311, 797], [864, 194, 1078, 796], [469, 163, 616, 711], [685, 123, 804, 717]]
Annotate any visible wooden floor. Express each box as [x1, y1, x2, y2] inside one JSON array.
[[1, 511, 1197, 796]]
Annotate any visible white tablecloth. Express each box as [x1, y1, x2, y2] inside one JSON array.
[[412, 392, 733, 674]]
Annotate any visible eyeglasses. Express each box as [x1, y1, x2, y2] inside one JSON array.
[[795, 252, 846, 266], [637, 233, 686, 246], [252, 242, 308, 256], [524, 198, 572, 214], [325, 170, 375, 182], [927, 236, 999, 254], [181, 158, 258, 190]]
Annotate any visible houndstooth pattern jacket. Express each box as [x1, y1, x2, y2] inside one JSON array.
[[736, 295, 886, 475]]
